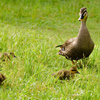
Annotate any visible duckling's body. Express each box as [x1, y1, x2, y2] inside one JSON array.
[[52, 67, 79, 80], [0, 73, 6, 85], [0, 52, 16, 61], [56, 7, 94, 64]]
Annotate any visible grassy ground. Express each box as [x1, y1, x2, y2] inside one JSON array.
[[0, 0, 100, 99]]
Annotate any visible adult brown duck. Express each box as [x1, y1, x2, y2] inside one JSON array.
[[52, 67, 80, 80], [0, 52, 17, 61], [56, 7, 94, 64], [0, 73, 6, 85]]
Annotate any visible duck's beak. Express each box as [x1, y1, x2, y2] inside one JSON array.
[[78, 14, 84, 21]]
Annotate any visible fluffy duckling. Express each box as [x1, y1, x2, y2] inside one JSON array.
[[52, 67, 80, 80], [0, 52, 16, 61], [56, 7, 94, 65], [0, 73, 6, 85]]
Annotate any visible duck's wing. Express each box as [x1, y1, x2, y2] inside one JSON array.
[[52, 70, 65, 78], [56, 38, 76, 51], [0, 53, 9, 61], [58, 40, 78, 60]]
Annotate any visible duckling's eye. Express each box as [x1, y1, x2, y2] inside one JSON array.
[[71, 70, 76, 71]]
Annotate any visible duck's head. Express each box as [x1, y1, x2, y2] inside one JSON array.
[[78, 7, 88, 21], [70, 67, 80, 74], [10, 52, 17, 58]]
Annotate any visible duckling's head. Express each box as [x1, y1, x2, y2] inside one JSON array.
[[0, 73, 6, 82], [78, 7, 88, 21], [10, 52, 17, 58], [70, 67, 80, 74]]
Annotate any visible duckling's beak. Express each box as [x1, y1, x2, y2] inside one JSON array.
[[78, 14, 84, 21], [77, 71, 80, 74], [14, 56, 17, 58]]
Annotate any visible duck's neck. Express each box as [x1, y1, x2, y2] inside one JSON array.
[[80, 18, 88, 31], [81, 20, 86, 26], [7, 55, 11, 60], [79, 20, 87, 32], [77, 19, 91, 42]]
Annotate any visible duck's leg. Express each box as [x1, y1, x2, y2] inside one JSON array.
[[72, 60, 75, 65], [71, 60, 78, 65], [75, 60, 78, 64]]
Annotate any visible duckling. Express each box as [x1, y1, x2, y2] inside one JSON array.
[[0, 73, 6, 85], [52, 67, 80, 80], [56, 7, 94, 64], [0, 52, 16, 61]]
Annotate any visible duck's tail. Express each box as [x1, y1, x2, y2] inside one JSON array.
[[55, 45, 62, 48]]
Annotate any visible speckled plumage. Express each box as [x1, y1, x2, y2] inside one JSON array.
[[52, 67, 79, 80], [0, 52, 16, 61], [0, 73, 6, 85]]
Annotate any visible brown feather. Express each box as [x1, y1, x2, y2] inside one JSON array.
[[0, 73, 6, 85], [52, 67, 79, 80], [56, 7, 94, 61]]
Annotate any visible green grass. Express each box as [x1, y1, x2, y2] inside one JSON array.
[[0, 0, 100, 99]]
